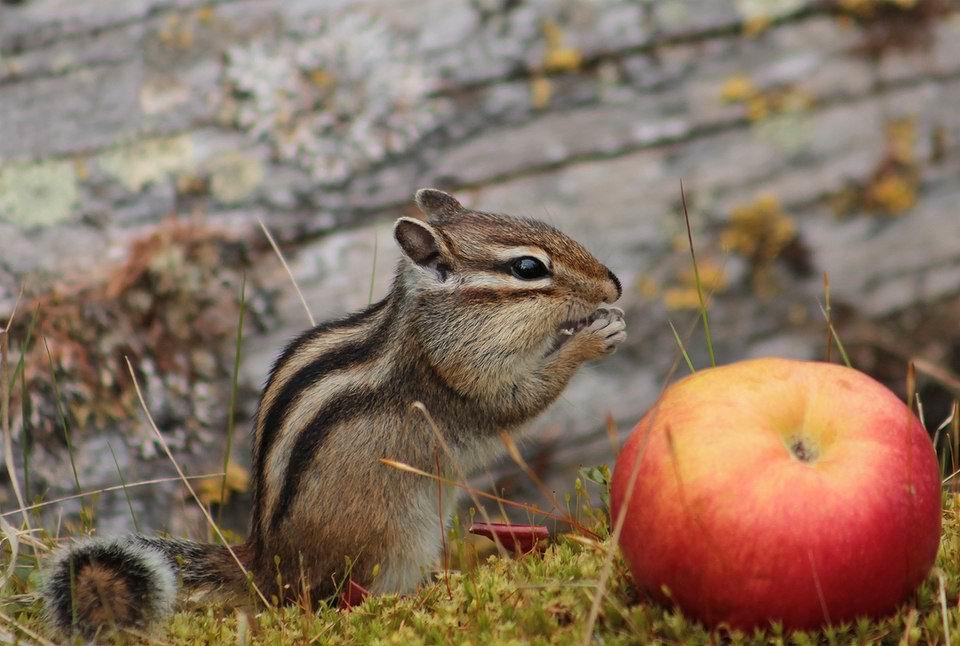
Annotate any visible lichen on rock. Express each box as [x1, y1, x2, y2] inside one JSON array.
[[0, 159, 78, 228], [223, 11, 451, 186], [99, 135, 195, 193]]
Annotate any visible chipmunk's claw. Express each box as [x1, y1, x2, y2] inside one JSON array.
[[585, 307, 627, 354]]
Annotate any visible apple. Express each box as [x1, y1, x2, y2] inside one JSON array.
[[611, 357, 942, 631]]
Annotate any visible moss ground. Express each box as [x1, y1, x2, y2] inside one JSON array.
[[1, 490, 957, 644]]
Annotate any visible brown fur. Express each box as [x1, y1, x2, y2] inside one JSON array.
[[74, 562, 134, 628]]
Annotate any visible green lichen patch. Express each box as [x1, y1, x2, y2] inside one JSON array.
[[99, 135, 195, 193], [0, 159, 78, 228], [208, 151, 264, 204]]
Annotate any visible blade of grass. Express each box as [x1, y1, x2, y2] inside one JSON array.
[[257, 216, 315, 327], [124, 356, 270, 609], [816, 300, 851, 367], [219, 274, 247, 526], [679, 179, 715, 367], [6, 306, 38, 401], [906, 361, 918, 411], [367, 232, 379, 306], [667, 319, 696, 374], [42, 337, 81, 494], [823, 272, 833, 363], [106, 440, 140, 533]]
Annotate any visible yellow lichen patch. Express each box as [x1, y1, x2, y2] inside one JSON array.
[[196, 6, 216, 24], [0, 159, 78, 228], [308, 68, 334, 89], [195, 462, 250, 506], [720, 75, 757, 103], [99, 135, 195, 193], [886, 117, 916, 165], [636, 276, 660, 299], [720, 74, 814, 125], [831, 117, 919, 217], [663, 287, 705, 311], [663, 259, 727, 311], [530, 75, 553, 109], [542, 20, 582, 73], [721, 194, 798, 298], [838, 0, 918, 15], [865, 171, 917, 215], [721, 194, 796, 263], [158, 14, 194, 50]]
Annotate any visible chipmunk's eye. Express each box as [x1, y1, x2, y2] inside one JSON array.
[[510, 256, 550, 280]]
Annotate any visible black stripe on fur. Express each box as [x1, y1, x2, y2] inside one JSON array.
[[269, 386, 376, 529], [254, 298, 392, 486]]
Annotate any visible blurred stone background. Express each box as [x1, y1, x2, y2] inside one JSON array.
[[1, 0, 959, 536]]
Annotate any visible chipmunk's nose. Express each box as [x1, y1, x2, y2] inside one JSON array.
[[603, 268, 622, 303]]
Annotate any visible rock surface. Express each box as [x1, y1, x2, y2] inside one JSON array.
[[1, 0, 959, 534]]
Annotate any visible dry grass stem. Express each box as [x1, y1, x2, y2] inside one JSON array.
[[1, 302, 30, 530], [257, 216, 316, 327], [0, 608, 57, 646]]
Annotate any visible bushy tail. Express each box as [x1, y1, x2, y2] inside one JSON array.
[[42, 535, 250, 639]]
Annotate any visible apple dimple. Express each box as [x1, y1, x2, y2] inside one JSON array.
[[786, 436, 818, 463]]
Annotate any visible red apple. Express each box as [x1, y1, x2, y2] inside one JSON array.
[[611, 357, 942, 631]]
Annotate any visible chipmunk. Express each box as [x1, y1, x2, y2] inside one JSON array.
[[42, 189, 626, 638]]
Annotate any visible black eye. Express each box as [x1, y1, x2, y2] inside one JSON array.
[[510, 256, 550, 280]]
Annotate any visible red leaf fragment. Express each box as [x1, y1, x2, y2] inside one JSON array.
[[338, 579, 370, 610], [468, 522, 549, 554]]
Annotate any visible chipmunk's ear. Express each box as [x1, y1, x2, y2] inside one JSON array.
[[414, 188, 463, 221], [394, 217, 447, 271]]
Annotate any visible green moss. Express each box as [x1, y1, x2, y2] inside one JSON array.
[[5, 496, 958, 644], [0, 159, 78, 228], [99, 135, 195, 192]]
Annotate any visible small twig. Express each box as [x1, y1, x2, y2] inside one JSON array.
[[125, 357, 270, 608], [1, 473, 222, 520], [0, 608, 57, 646], [1, 306, 30, 529], [817, 300, 851, 368], [257, 216, 315, 327]]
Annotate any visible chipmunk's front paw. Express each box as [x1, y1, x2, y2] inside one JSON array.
[[582, 307, 627, 356]]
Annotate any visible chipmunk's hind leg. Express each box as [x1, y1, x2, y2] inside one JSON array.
[[42, 536, 176, 639]]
